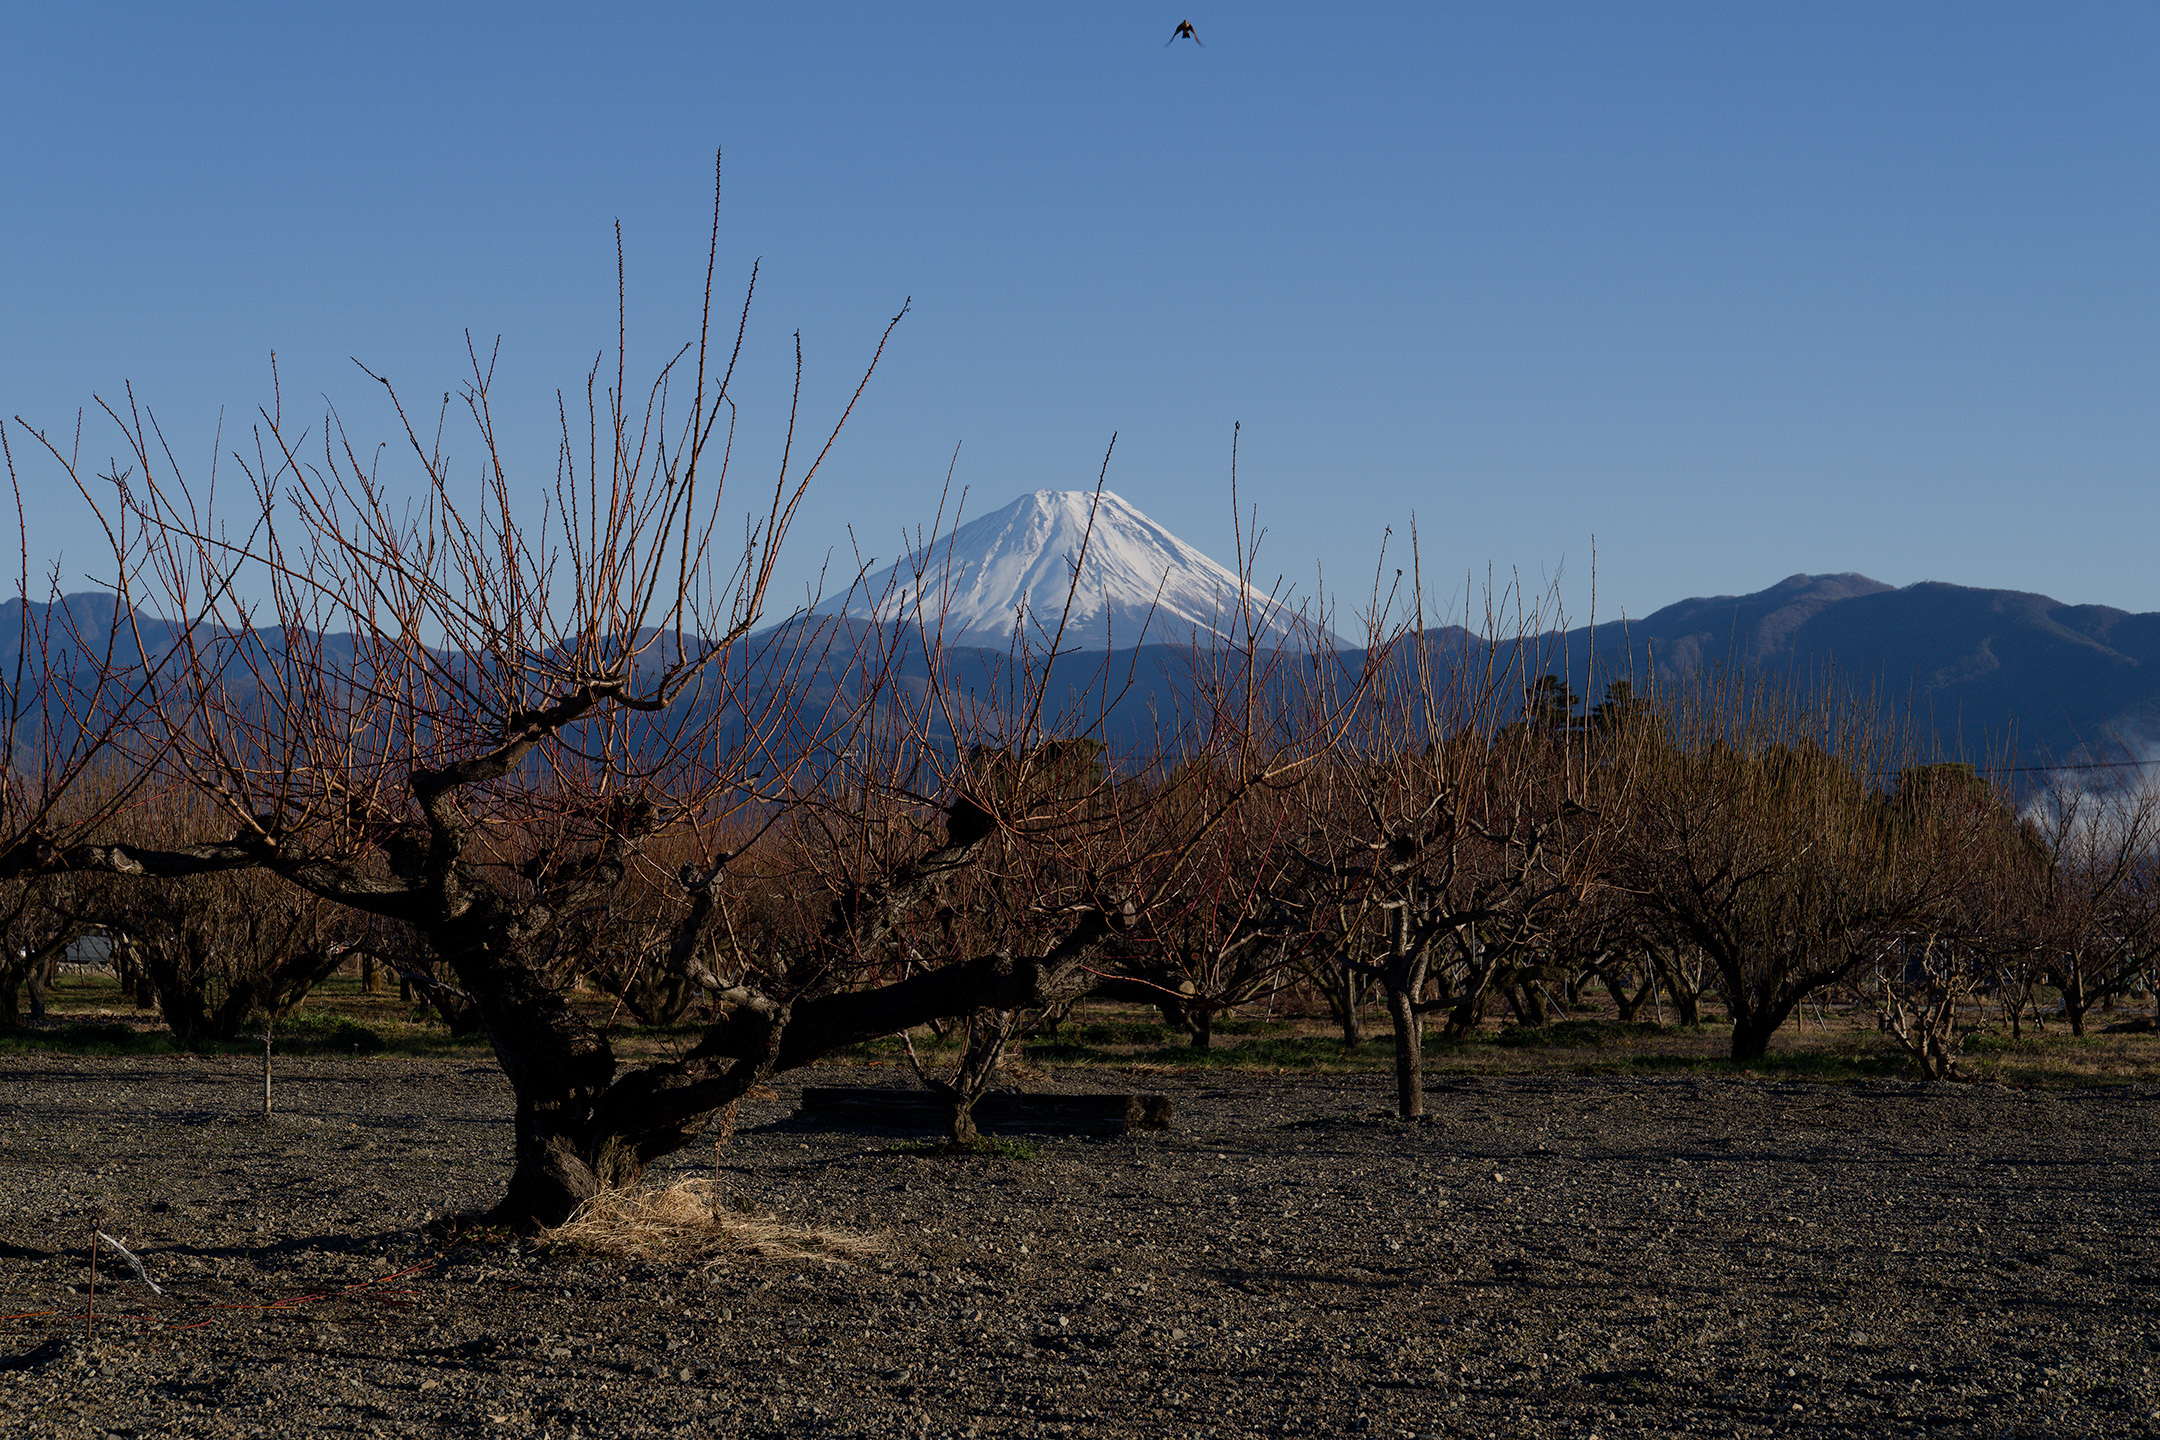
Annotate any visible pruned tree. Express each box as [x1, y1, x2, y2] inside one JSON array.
[[0, 423, 228, 910], [1102, 755, 1307, 1051], [831, 476, 1351, 1130], [560, 828, 728, 1028], [1857, 763, 2029, 1077], [1611, 684, 1989, 1063], [2019, 775, 2160, 1036], [1283, 587, 1609, 1118], [0, 877, 88, 1026], [30, 157, 998, 1223], [23, 158, 1375, 1226], [77, 867, 355, 1042], [1548, 880, 1660, 1023], [902, 1006, 1043, 1145], [1869, 932, 1983, 1081], [1293, 937, 1376, 1045], [0, 413, 253, 1023]]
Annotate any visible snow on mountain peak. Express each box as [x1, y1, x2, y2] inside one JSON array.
[[823, 489, 1316, 650]]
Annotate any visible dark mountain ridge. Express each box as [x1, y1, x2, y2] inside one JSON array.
[[1550, 573, 2160, 766], [5, 572, 2157, 781]]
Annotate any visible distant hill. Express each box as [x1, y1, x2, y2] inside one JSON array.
[[1548, 573, 2160, 767], [7, 569, 2157, 782]]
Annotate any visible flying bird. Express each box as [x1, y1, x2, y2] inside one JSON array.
[[1167, 20, 1203, 46]]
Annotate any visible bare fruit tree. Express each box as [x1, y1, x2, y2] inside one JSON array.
[[35, 158, 981, 1222], [1285, 588, 1608, 1119], [30, 160, 1362, 1226], [2020, 774, 2160, 1036], [0, 422, 254, 1023], [0, 428, 220, 893], [0, 877, 88, 1026], [1610, 683, 1988, 1063], [1858, 764, 2026, 1079], [65, 796, 361, 1043]]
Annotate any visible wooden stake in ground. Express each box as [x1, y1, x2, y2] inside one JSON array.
[[86, 1226, 96, 1345], [714, 1099, 741, 1152], [262, 1026, 273, 1116]]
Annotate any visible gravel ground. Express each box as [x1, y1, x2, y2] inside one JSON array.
[[1, 1053, 2157, 1438]]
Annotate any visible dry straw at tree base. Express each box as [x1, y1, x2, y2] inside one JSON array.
[[539, 1178, 880, 1267]]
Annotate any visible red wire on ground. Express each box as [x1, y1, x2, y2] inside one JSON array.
[[1, 1257, 445, 1340]]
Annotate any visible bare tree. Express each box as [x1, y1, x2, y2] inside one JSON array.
[[0, 422, 223, 888], [1869, 933, 1982, 1081], [1857, 763, 2028, 1078], [30, 157, 983, 1222], [2021, 775, 2160, 1036], [1283, 584, 1608, 1118], [902, 1006, 1049, 1146], [1611, 683, 1987, 1062], [0, 418, 250, 1024], [563, 828, 724, 1027], [814, 480, 1352, 1131], [1293, 938, 1376, 1046], [0, 877, 88, 1026], [1548, 880, 1659, 1023], [76, 865, 355, 1042], [1098, 754, 1307, 1050], [28, 160, 1370, 1227]]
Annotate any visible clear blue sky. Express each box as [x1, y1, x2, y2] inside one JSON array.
[[5, 3, 2156, 628]]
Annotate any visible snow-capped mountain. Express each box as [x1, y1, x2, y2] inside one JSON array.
[[820, 489, 1319, 651]]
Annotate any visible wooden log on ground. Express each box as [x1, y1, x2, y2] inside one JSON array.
[[797, 1087, 1172, 1136]]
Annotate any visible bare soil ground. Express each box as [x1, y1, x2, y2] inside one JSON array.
[[3, 1054, 2157, 1439]]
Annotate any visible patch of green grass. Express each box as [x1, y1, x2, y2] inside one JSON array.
[[1764, 1051, 1899, 1078], [1021, 1042, 1112, 1064], [1131, 1036, 1396, 1070], [1578, 1046, 1918, 1082], [1213, 1017, 1296, 1038], [0, 1008, 491, 1058], [1949, 1024, 2160, 1085], [832, 1033, 956, 1062], [339, 1022, 494, 1056], [1965, 1028, 2153, 1055], [0, 1021, 176, 1055], [271, 1014, 389, 1054], [1062, 1019, 1177, 1047], [265, 1008, 493, 1057], [1491, 1019, 1668, 1049], [883, 1135, 1039, 1162]]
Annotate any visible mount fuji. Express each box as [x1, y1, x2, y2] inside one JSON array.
[[817, 489, 1322, 651]]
